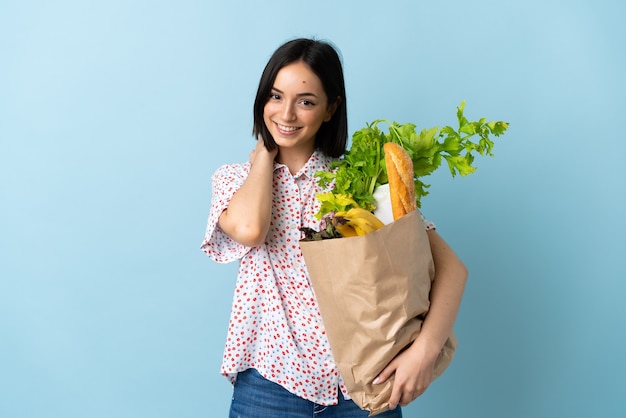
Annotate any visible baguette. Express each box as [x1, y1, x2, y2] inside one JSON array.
[[384, 142, 416, 220]]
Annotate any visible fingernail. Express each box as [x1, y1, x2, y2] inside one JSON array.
[[373, 377, 380, 385]]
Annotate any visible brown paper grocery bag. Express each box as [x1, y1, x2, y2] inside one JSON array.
[[300, 210, 457, 416]]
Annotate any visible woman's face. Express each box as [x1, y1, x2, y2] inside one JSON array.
[[263, 61, 335, 154]]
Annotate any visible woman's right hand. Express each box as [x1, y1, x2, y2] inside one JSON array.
[[250, 137, 278, 165]]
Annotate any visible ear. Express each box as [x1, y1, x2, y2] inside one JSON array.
[[324, 96, 341, 122]]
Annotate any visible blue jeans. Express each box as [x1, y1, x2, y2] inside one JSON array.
[[229, 369, 403, 418]]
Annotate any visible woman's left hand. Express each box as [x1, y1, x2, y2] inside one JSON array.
[[373, 337, 439, 409]]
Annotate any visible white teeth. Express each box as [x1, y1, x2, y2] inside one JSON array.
[[277, 123, 299, 132]]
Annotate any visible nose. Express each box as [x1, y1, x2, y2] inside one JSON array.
[[281, 101, 297, 121]]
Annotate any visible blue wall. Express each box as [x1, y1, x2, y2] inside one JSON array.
[[1, 1, 624, 417]]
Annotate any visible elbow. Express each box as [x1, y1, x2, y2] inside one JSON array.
[[459, 261, 469, 283], [452, 257, 469, 288], [445, 255, 469, 286], [219, 210, 269, 247], [230, 223, 268, 247]]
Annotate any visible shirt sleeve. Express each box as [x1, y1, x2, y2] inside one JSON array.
[[200, 163, 253, 263], [419, 210, 436, 231]]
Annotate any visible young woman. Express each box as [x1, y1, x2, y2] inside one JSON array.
[[201, 38, 468, 418]]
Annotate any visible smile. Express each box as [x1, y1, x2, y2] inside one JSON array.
[[274, 122, 301, 134]]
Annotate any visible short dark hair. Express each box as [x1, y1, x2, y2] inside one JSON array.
[[252, 38, 348, 158]]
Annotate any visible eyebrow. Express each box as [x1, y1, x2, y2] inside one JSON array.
[[271, 87, 319, 98]]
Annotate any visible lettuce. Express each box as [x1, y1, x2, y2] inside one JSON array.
[[315, 101, 509, 218]]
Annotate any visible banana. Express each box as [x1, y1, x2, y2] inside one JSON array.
[[350, 216, 379, 236], [347, 208, 386, 230], [332, 208, 385, 237], [333, 222, 359, 237]]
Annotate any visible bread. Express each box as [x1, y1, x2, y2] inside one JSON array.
[[384, 142, 416, 220]]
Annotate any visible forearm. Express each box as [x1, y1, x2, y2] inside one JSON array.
[[218, 150, 275, 247], [413, 229, 468, 355]]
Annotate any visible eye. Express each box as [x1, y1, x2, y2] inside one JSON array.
[[299, 99, 316, 106], [269, 93, 281, 101]]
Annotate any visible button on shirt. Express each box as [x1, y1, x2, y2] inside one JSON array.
[[201, 149, 345, 405]]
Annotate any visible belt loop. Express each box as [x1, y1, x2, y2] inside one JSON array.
[[313, 403, 327, 414]]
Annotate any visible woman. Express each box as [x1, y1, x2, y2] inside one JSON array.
[[201, 38, 467, 418]]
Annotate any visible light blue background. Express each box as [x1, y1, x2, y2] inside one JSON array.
[[1, 0, 625, 417]]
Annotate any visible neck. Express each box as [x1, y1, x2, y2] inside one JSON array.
[[277, 147, 314, 175]]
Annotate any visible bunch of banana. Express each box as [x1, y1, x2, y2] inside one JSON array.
[[332, 207, 385, 237]]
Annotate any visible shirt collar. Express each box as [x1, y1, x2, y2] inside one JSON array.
[[275, 149, 333, 180]]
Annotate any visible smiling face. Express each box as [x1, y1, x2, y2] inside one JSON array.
[[263, 61, 336, 158]]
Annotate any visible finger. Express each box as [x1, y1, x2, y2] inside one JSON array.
[[399, 384, 427, 406], [388, 383, 402, 410], [401, 387, 420, 406], [372, 363, 396, 385]]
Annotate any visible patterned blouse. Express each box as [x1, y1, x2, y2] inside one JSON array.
[[200, 149, 434, 405]]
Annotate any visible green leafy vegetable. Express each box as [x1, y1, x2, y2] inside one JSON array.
[[315, 101, 509, 218]]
